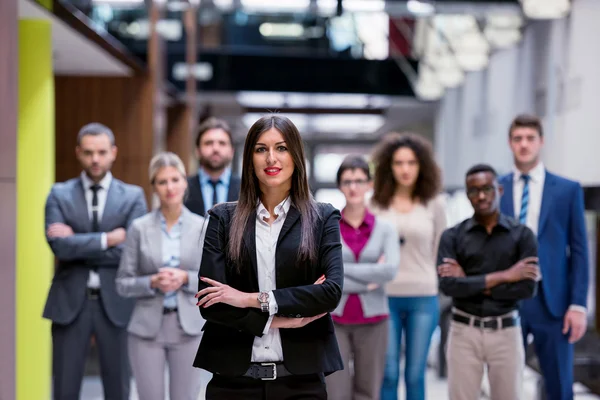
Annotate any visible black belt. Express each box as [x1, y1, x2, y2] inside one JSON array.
[[452, 313, 519, 330], [87, 288, 101, 299], [163, 307, 178, 314], [242, 363, 292, 380]]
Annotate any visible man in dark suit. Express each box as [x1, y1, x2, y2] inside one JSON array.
[[185, 117, 240, 216], [499, 114, 589, 400], [43, 123, 147, 400]]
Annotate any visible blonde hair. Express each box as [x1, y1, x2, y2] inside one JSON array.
[[149, 152, 187, 184]]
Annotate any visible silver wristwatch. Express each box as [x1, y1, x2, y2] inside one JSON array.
[[257, 292, 270, 313]]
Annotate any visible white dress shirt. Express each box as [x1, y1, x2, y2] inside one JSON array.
[[512, 163, 586, 313], [251, 197, 291, 363], [80, 171, 112, 289]]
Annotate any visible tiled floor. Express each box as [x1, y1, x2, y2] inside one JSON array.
[[79, 366, 600, 399]]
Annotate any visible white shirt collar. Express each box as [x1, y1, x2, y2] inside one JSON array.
[[81, 171, 113, 190], [257, 196, 292, 220], [513, 162, 544, 183]]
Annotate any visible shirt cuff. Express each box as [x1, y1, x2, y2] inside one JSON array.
[[100, 233, 107, 250], [568, 305, 587, 314], [268, 290, 278, 316], [263, 314, 274, 335]]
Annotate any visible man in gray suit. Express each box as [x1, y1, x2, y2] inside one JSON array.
[[43, 123, 147, 400]]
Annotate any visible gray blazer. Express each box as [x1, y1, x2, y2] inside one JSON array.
[[43, 177, 147, 328], [116, 208, 206, 338], [331, 217, 400, 319]]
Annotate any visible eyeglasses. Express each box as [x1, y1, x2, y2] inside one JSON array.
[[466, 185, 495, 198], [340, 179, 369, 188]]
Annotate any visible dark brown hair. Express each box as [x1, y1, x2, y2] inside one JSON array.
[[195, 117, 233, 147], [336, 155, 371, 186], [509, 114, 543, 138], [371, 132, 441, 208], [228, 115, 319, 268]]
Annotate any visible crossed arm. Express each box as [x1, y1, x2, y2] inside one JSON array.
[[437, 227, 539, 300], [45, 186, 147, 265], [196, 209, 343, 337]]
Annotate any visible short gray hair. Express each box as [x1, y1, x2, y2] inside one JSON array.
[[149, 152, 187, 184], [77, 123, 115, 145]]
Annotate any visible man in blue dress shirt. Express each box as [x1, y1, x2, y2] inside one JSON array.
[[185, 117, 241, 216]]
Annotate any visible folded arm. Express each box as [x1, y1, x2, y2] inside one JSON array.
[[343, 222, 400, 285], [272, 208, 344, 317], [198, 213, 270, 337], [342, 276, 370, 294], [45, 187, 147, 264], [488, 226, 539, 301]]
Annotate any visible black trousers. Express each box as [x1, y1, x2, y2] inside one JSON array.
[[206, 373, 327, 400], [51, 296, 130, 400]]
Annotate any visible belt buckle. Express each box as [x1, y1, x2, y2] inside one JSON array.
[[261, 363, 277, 381]]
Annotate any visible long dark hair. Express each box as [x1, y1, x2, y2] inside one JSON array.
[[371, 132, 441, 208], [228, 115, 319, 268]]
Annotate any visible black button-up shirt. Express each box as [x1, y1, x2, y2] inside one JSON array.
[[437, 213, 538, 317]]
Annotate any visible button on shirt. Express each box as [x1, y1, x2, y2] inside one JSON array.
[[251, 197, 291, 363], [160, 214, 183, 309], [198, 168, 231, 211], [437, 214, 538, 317], [81, 171, 112, 288]]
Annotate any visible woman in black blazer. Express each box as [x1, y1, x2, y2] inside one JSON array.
[[194, 115, 344, 399]]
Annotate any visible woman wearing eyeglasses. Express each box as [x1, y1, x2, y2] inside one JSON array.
[[325, 155, 400, 400], [370, 133, 447, 400]]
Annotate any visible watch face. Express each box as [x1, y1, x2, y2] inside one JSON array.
[[258, 292, 269, 302]]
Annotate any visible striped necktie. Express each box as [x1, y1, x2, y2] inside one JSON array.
[[519, 174, 530, 224]]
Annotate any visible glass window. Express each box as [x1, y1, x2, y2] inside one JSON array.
[[314, 188, 346, 211]]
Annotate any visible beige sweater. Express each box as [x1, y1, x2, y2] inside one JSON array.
[[370, 195, 447, 297]]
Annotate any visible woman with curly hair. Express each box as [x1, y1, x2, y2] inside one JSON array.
[[370, 132, 447, 400]]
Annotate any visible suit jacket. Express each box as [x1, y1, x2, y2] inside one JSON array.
[[43, 177, 148, 327], [116, 208, 206, 338], [193, 202, 344, 377], [184, 173, 241, 217], [499, 170, 589, 318]]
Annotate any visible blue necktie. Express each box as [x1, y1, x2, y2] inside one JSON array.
[[519, 174, 530, 224]]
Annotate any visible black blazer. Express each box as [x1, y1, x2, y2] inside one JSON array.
[[193, 202, 344, 377], [185, 173, 241, 217]]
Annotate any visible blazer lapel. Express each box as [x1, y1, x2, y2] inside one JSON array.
[[502, 173, 515, 218], [147, 210, 163, 270], [188, 175, 206, 216], [277, 206, 300, 246], [101, 180, 123, 230], [538, 171, 556, 235], [243, 211, 258, 276], [74, 179, 92, 232], [179, 208, 196, 270], [227, 176, 241, 202]]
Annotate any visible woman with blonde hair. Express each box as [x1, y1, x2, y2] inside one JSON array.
[[116, 151, 206, 400]]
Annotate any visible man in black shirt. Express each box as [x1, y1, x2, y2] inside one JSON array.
[[437, 163, 540, 400]]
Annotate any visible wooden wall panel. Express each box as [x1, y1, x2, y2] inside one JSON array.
[[0, 0, 18, 398], [55, 76, 155, 204], [167, 103, 195, 174]]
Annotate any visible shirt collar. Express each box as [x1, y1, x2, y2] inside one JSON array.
[[198, 167, 231, 186], [159, 211, 183, 226], [81, 171, 112, 191], [465, 213, 512, 232], [513, 162, 544, 183], [341, 208, 375, 228], [257, 196, 292, 220]]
